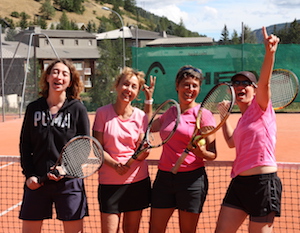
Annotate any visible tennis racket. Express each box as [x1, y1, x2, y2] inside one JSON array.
[[171, 83, 235, 174], [125, 99, 180, 167], [271, 69, 299, 110], [39, 135, 104, 183]]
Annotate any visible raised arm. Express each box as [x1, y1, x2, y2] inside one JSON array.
[[256, 26, 280, 110], [143, 75, 156, 121]]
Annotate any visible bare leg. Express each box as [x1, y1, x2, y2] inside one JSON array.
[[248, 221, 274, 233], [215, 206, 248, 233], [149, 207, 175, 233], [63, 219, 84, 233], [122, 210, 143, 233], [178, 210, 200, 233], [22, 220, 43, 233], [101, 212, 121, 233]]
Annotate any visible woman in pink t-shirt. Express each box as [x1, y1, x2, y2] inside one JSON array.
[[149, 65, 217, 233], [92, 67, 154, 233], [215, 27, 282, 233]]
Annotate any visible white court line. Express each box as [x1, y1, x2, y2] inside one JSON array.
[[0, 156, 22, 216], [0, 201, 22, 217], [0, 162, 15, 169]]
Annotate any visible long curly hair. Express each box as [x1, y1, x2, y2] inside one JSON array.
[[39, 59, 84, 99]]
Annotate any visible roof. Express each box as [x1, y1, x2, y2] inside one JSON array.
[[40, 30, 95, 39], [95, 26, 178, 40], [14, 27, 96, 41], [147, 37, 214, 47], [95, 27, 132, 40], [3, 41, 99, 59]]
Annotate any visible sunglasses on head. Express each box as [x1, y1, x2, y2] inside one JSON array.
[[231, 80, 254, 87], [181, 67, 202, 74]]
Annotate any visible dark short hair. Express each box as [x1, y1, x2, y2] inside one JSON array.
[[175, 65, 204, 88]]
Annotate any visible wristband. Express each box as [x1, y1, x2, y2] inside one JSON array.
[[144, 98, 154, 104]]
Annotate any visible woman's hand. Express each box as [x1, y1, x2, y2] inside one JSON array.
[[26, 176, 42, 190], [143, 75, 156, 100], [114, 162, 130, 175]]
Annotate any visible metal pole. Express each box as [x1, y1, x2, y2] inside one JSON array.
[[0, 24, 5, 122], [102, 7, 125, 68], [241, 22, 244, 70], [136, 25, 138, 69]]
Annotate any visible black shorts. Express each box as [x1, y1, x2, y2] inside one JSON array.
[[19, 179, 88, 221], [222, 172, 282, 219], [151, 167, 208, 214], [98, 177, 151, 214]]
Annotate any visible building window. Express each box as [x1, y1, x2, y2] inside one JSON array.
[[73, 62, 83, 70], [75, 40, 79, 46], [60, 39, 64, 45]]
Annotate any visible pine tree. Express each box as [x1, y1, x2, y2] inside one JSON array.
[[220, 25, 230, 45], [40, 0, 56, 20]]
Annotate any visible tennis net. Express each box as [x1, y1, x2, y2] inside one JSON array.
[[1, 156, 299, 233]]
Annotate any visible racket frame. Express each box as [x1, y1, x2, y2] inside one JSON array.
[[271, 68, 299, 110], [125, 99, 180, 167], [39, 135, 104, 183]]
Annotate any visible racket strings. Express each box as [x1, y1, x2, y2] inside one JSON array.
[[148, 99, 180, 147], [61, 138, 103, 178], [271, 73, 298, 107], [199, 84, 234, 136], [202, 85, 233, 118]]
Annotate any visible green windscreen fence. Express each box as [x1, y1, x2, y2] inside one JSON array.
[[132, 44, 300, 104]]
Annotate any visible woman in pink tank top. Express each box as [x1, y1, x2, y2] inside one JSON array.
[[215, 27, 282, 233]]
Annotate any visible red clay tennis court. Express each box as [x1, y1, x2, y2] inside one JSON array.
[[0, 113, 299, 232]]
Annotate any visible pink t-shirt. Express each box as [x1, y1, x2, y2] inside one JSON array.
[[92, 104, 149, 184], [158, 104, 216, 172], [231, 97, 277, 178]]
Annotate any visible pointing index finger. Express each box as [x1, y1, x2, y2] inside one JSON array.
[[262, 26, 268, 40]]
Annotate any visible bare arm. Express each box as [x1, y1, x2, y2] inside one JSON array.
[[256, 26, 280, 110], [93, 130, 129, 175], [143, 76, 156, 121], [221, 118, 235, 148], [192, 133, 217, 161]]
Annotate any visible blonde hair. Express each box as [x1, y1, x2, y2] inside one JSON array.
[[114, 67, 145, 93]]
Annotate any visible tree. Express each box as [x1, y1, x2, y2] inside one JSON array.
[[87, 20, 96, 33], [19, 12, 30, 29], [124, 0, 136, 13], [242, 24, 257, 43], [174, 18, 188, 37], [56, 11, 70, 30], [286, 19, 300, 44], [88, 39, 122, 109], [220, 25, 230, 45], [40, 0, 56, 20], [231, 30, 239, 44], [5, 28, 17, 41], [54, 0, 85, 14], [35, 16, 47, 29]]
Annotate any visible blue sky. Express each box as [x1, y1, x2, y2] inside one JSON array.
[[136, 0, 300, 41]]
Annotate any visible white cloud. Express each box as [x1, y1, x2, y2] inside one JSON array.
[[136, 0, 300, 40], [149, 5, 188, 24]]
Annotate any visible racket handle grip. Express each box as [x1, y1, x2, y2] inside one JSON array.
[[38, 174, 49, 184], [38, 169, 60, 184], [125, 157, 136, 167], [170, 150, 189, 174]]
